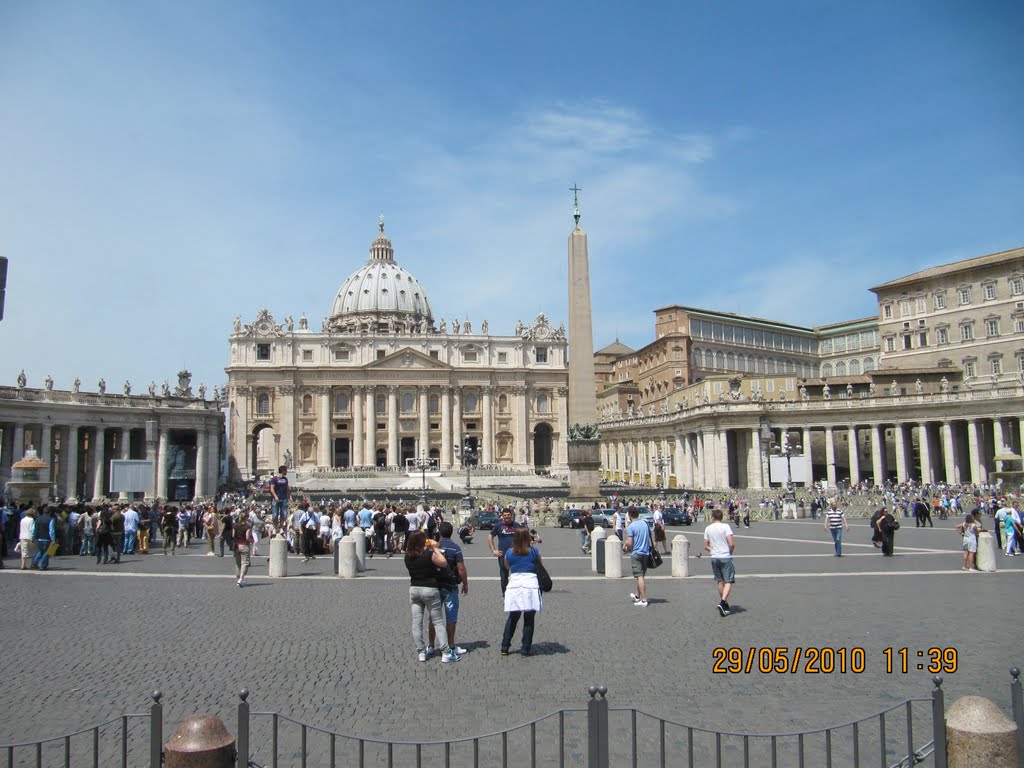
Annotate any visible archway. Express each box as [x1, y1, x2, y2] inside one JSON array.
[[375, 448, 387, 468], [251, 423, 274, 478], [533, 423, 553, 472]]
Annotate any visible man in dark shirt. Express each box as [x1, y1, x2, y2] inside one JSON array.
[[488, 508, 522, 594], [109, 506, 125, 564], [269, 466, 289, 526], [580, 510, 596, 553]]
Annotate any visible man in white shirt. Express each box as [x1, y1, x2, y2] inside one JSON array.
[[703, 508, 736, 617]]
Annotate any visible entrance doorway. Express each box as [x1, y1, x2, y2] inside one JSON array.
[[375, 448, 387, 468], [533, 423, 552, 471], [334, 437, 350, 468], [400, 437, 416, 465]]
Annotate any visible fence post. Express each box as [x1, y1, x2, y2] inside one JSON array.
[[1012, 667, 1023, 765], [150, 691, 163, 768], [587, 686, 609, 768], [237, 689, 249, 768], [932, 677, 947, 768]]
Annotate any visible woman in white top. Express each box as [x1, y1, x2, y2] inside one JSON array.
[[330, 511, 344, 551], [955, 512, 983, 571], [19, 509, 36, 569]]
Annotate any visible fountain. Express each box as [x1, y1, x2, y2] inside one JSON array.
[[5, 446, 52, 505]]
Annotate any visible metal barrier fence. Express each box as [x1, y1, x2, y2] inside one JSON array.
[[4, 673, 1023, 767]]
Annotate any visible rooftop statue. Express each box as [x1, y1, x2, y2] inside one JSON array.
[[98, 378, 106, 394], [72, 378, 80, 393], [44, 375, 53, 391], [123, 380, 131, 396], [16, 370, 26, 388]]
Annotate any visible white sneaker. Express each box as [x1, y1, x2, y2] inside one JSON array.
[[441, 650, 461, 663], [633, 600, 648, 607], [453, 646, 467, 655], [418, 651, 427, 662], [629, 592, 638, 602]]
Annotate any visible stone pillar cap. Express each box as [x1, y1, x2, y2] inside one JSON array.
[[946, 695, 1016, 733], [165, 714, 234, 752]]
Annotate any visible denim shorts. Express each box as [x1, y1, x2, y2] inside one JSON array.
[[711, 558, 735, 583], [440, 586, 460, 623]]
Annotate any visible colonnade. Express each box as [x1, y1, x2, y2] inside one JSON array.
[[1, 419, 221, 501], [602, 414, 1024, 491]]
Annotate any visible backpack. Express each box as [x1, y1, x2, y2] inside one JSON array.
[[441, 547, 462, 587], [394, 514, 409, 533]]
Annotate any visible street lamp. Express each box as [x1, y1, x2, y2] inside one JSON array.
[[453, 434, 479, 511], [411, 452, 432, 506], [770, 430, 803, 504], [652, 452, 670, 501]]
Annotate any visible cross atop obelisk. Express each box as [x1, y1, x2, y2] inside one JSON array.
[[570, 184, 582, 226]]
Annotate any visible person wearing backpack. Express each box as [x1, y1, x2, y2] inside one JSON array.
[[427, 521, 469, 658]]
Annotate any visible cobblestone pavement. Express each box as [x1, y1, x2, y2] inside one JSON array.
[[1, 519, 1020, 766]]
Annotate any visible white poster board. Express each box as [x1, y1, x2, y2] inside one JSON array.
[[769, 455, 809, 484], [110, 460, 154, 493]]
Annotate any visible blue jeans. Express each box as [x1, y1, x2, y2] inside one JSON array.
[[829, 527, 843, 555], [123, 532, 137, 554], [80, 536, 95, 555], [34, 539, 50, 570], [272, 499, 288, 524]]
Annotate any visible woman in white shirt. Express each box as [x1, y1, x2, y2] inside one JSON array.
[[19, 509, 36, 569]]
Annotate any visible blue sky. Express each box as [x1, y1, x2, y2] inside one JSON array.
[[1, 1, 1021, 394]]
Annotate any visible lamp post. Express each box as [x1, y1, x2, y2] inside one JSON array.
[[412, 453, 432, 506], [652, 452, 670, 501], [453, 435, 479, 511], [770, 430, 803, 507]]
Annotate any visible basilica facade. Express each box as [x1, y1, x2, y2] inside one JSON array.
[[226, 222, 569, 480]]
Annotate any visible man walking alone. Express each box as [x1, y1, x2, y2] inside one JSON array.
[[703, 509, 735, 617], [824, 501, 849, 557]]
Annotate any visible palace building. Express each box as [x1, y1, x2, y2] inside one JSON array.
[[226, 221, 570, 480]]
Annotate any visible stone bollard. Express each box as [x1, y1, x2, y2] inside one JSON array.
[[337, 536, 357, 578], [590, 527, 607, 572], [164, 714, 235, 768], [351, 527, 367, 572], [604, 534, 623, 579], [268, 537, 288, 578], [976, 531, 998, 572], [672, 535, 690, 577], [946, 694, 1018, 767]]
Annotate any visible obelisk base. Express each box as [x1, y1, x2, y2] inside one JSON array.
[[567, 439, 602, 504]]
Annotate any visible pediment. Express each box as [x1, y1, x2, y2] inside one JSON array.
[[365, 348, 452, 370]]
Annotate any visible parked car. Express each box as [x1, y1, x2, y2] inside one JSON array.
[[557, 508, 584, 528], [636, 506, 655, 528], [467, 510, 501, 530], [590, 509, 615, 528], [663, 507, 694, 526]]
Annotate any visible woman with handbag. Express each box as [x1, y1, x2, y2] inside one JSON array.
[[500, 528, 543, 656], [878, 507, 900, 557]]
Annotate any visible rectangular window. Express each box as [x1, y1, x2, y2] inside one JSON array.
[[959, 288, 971, 305], [821, 339, 832, 354], [376, 350, 386, 360], [902, 335, 912, 350], [883, 304, 892, 319], [934, 293, 946, 310], [984, 284, 997, 301], [256, 343, 270, 360], [937, 327, 949, 344], [429, 350, 439, 359], [535, 346, 548, 363], [333, 348, 349, 361], [991, 358, 1002, 375], [915, 297, 927, 313], [918, 332, 928, 347], [302, 349, 313, 362], [985, 319, 1000, 337], [885, 337, 895, 352], [899, 299, 911, 317], [1011, 277, 1024, 296], [498, 352, 508, 363], [964, 360, 976, 378], [960, 324, 974, 342], [463, 350, 478, 363], [1016, 319, 1024, 334]]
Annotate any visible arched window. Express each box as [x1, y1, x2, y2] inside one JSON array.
[[257, 393, 270, 415], [498, 394, 508, 413], [464, 393, 478, 413], [849, 359, 861, 375], [835, 361, 847, 376], [335, 393, 349, 412], [302, 394, 313, 414], [768, 359, 778, 374], [401, 392, 414, 412], [863, 357, 875, 372], [536, 393, 550, 414], [693, 349, 703, 367], [726, 352, 735, 370], [715, 351, 725, 369], [822, 363, 833, 378]]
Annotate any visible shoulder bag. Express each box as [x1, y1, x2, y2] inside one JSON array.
[[646, 548, 663, 569], [534, 555, 553, 592]]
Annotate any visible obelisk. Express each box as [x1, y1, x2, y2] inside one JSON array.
[[566, 185, 602, 502]]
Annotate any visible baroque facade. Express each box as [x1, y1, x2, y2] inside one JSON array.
[[0, 371, 223, 501], [597, 245, 1024, 490], [226, 222, 569, 479]]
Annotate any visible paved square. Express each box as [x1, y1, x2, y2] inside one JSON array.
[[1, 518, 1020, 765]]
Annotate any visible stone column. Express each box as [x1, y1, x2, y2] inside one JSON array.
[[967, 419, 983, 484], [279, 386, 295, 467], [893, 424, 908, 484], [387, 386, 399, 468], [207, 430, 220, 496], [919, 423, 933, 484], [554, 386, 567, 466], [319, 389, 332, 467], [11, 423, 24, 465], [802, 428, 813, 485], [451, 387, 463, 456], [64, 425, 79, 500], [440, 386, 453, 469], [92, 426, 106, 500], [119, 427, 132, 499], [847, 425, 860, 484], [40, 423, 53, 467], [871, 425, 884, 485], [419, 388, 430, 459], [364, 386, 376, 467], [748, 428, 763, 489], [717, 428, 730, 488], [695, 430, 706, 488], [195, 430, 208, 498], [157, 429, 169, 499], [942, 421, 957, 484], [482, 386, 494, 465], [992, 418, 1005, 479], [352, 386, 364, 467], [824, 426, 837, 488], [515, 387, 529, 467]]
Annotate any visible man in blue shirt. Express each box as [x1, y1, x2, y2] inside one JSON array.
[[33, 505, 58, 571], [428, 521, 469, 657], [488, 508, 521, 594], [623, 507, 651, 607], [269, 466, 289, 525]]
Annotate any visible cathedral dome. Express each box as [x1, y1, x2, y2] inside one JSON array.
[[328, 219, 435, 333]]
